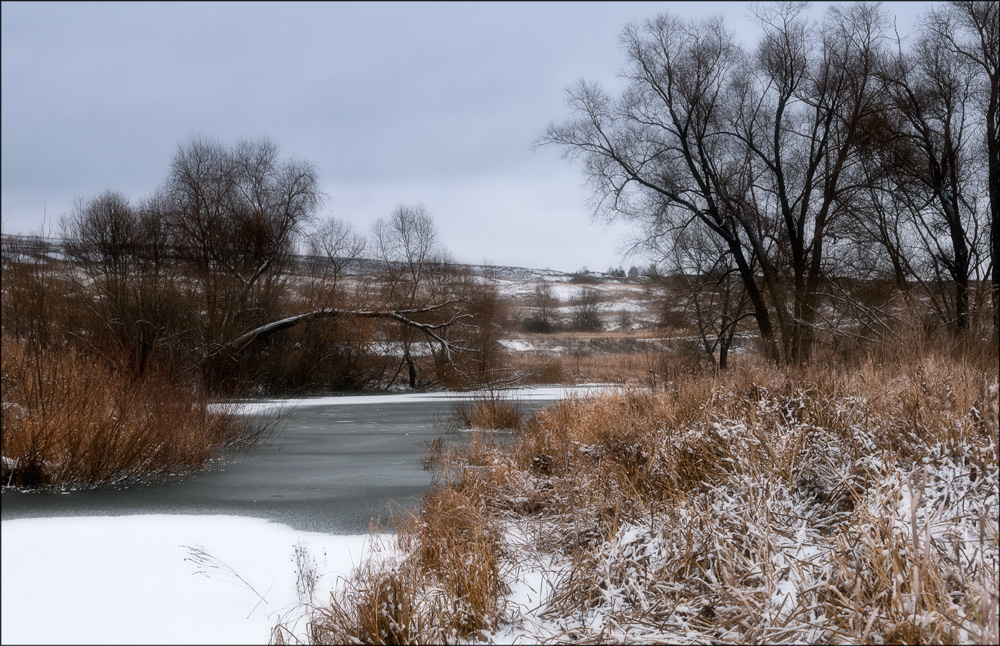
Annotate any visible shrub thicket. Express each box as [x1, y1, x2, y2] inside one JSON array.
[[1, 336, 264, 490]]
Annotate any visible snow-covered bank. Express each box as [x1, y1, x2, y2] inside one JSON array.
[[220, 384, 617, 416], [0, 515, 386, 645]]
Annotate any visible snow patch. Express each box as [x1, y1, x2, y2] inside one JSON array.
[[0, 515, 388, 645]]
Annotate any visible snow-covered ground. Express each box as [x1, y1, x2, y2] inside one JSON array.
[[0, 515, 387, 645]]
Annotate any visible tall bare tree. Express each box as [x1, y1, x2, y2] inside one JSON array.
[[925, 0, 999, 331], [880, 8, 987, 331], [371, 204, 449, 387], [732, 2, 888, 359], [164, 137, 320, 353], [540, 4, 886, 363]]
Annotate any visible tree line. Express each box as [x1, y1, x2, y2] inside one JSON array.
[[540, 0, 998, 364], [3, 137, 506, 395]]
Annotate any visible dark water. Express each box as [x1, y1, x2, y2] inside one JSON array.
[[0, 395, 554, 534]]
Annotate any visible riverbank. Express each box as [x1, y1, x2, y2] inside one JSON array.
[[298, 354, 999, 644], [1, 336, 265, 492]]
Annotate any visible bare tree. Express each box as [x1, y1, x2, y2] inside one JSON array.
[[372, 203, 441, 303], [540, 4, 887, 363], [668, 225, 752, 370], [371, 204, 448, 387], [211, 202, 480, 390], [733, 2, 888, 359], [11, 139, 496, 394], [573, 287, 603, 331], [163, 137, 320, 354], [880, 10, 987, 331], [924, 0, 999, 331], [61, 190, 181, 371], [62, 191, 140, 302], [526, 282, 560, 332], [308, 216, 366, 297], [540, 14, 778, 354]]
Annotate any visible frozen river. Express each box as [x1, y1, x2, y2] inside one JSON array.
[[1, 387, 602, 533]]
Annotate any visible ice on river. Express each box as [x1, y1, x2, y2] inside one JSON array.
[[221, 384, 617, 415]]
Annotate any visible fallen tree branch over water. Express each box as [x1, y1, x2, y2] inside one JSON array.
[[221, 299, 475, 365]]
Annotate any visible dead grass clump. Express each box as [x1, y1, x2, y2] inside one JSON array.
[[408, 487, 510, 634], [450, 390, 524, 431], [1, 335, 262, 490], [303, 555, 426, 646], [821, 454, 999, 645], [302, 476, 511, 644]]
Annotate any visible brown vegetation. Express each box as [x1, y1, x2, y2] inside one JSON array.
[[450, 390, 525, 432], [0, 336, 263, 490], [291, 330, 998, 644]]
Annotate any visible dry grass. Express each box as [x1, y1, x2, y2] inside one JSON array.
[[296, 484, 510, 645], [1, 335, 266, 490], [510, 346, 705, 386], [284, 338, 998, 644], [449, 390, 525, 432]]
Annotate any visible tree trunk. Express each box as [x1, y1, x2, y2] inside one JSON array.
[[404, 346, 417, 389], [734, 253, 781, 363], [988, 83, 1000, 335]]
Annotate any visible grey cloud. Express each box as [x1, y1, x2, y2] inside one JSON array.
[[2, 1, 934, 270]]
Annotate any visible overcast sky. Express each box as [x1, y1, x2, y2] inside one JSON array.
[[2, 1, 934, 272]]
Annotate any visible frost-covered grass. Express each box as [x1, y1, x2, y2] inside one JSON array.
[[294, 353, 999, 644]]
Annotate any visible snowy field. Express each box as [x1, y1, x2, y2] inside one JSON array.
[[1, 515, 385, 645]]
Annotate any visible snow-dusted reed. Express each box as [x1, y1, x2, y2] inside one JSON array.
[[293, 356, 999, 644]]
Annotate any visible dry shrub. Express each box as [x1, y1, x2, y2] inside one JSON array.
[[1, 335, 262, 489], [407, 486, 510, 634], [305, 557, 425, 646]]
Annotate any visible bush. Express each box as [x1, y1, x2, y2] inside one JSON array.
[[521, 316, 554, 334], [450, 390, 524, 431]]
